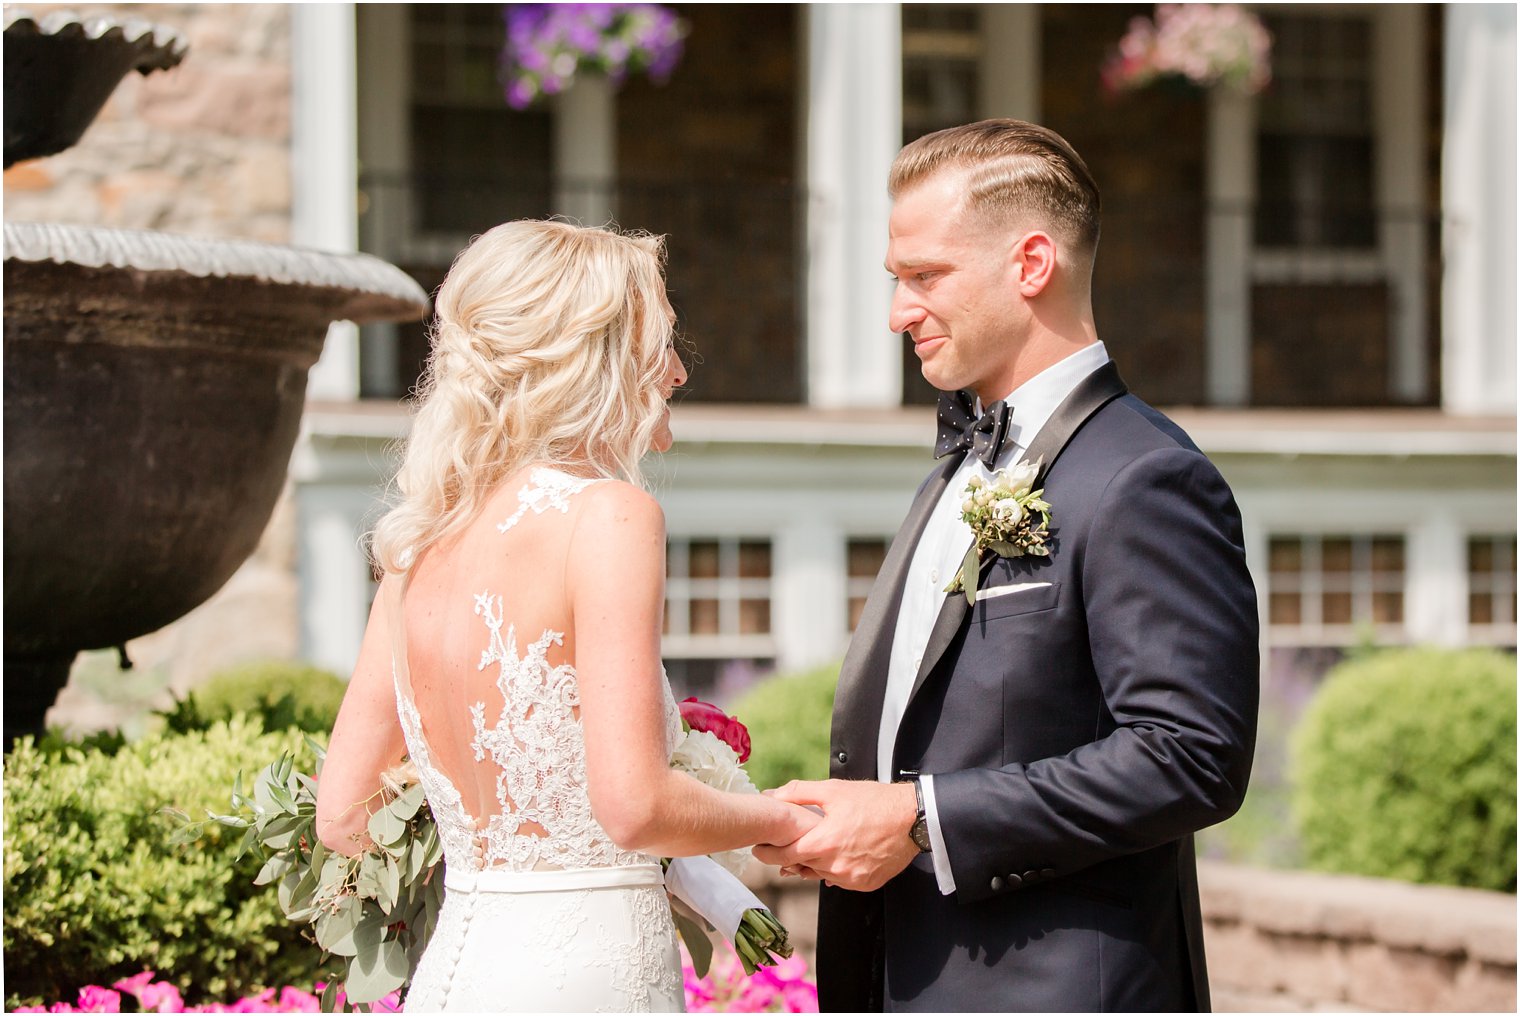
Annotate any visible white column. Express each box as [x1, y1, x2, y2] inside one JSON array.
[[554, 75, 617, 226], [806, 4, 902, 408], [1405, 519, 1468, 647], [1204, 88, 1255, 407], [299, 487, 371, 676], [771, 521, 848, 671], [291, 2, 361, 401], [979, 4, 1040, 121], [1375, 6, 1429, 404], [1442, 4, 1518, 415]]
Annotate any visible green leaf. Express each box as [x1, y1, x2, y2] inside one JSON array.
[[345, 931, 409, 1003], [368, 807, 406, 848], [319, 980, 341, 1014], [959, 545, 979, 606], [316, 896, 364, 954], [378, 855, 401, 912], [672, 910, 713, 977], [166, 821, 205, 847], [255, 852, 295, 886], [389, 783, 425, 822]]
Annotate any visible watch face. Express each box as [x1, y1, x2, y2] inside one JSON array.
[[911, 818, 932, 852]]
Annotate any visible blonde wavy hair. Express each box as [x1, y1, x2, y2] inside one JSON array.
[[372, 219, 676, 575]]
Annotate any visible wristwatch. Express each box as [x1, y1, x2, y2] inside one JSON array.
[[907, 777, 932, 853]]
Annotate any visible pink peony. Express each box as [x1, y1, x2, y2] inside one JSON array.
[[679, 697, 752, 763]]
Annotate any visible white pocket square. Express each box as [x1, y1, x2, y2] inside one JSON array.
[[975, 581, 1052, 602]]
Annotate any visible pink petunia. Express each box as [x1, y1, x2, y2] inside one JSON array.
[[75, 987, 122, 1013]]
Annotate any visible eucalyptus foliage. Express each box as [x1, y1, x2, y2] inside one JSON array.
[[171, 747, 443, 1012]]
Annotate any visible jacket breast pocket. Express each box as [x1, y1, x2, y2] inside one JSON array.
[[972, 581, 1061, 622]]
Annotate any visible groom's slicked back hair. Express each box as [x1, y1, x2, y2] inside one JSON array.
[[890, 119, 1102, 262]]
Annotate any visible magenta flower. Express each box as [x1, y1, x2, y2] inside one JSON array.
[[500, 3, 688, 110]]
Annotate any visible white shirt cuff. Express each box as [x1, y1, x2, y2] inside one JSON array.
[[919, 774, 956, 895]]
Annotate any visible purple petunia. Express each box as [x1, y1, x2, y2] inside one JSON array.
[[499, 2, 688, 109]]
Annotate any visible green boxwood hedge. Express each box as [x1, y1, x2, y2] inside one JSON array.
[[731, 662, 839, 791], [1289, 647, 1516, 892], [3, 717, 332, 1009], [162, 660, 347, 735]]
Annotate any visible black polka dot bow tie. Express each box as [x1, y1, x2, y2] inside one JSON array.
[[935, 390, 1012, 468]]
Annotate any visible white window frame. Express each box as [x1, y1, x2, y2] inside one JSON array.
[[663, 536, 777, 660], [1205, 4, 1428, 406], [1266, 532, 1408, 648]]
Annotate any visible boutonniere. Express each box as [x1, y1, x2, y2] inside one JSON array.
[[944, 458, 1052, 605]]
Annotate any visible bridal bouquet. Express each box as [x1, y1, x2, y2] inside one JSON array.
[[170, 698, 789, 1010], [669, 696, 795, 976], [168, 745, 442, 1012]]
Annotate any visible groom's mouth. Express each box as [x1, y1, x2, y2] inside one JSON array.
[[912, 334, 948, 358]]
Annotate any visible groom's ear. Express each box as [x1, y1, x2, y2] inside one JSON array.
[[1013, 231, 1057, 298]]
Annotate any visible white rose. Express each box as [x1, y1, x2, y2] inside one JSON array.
[[671, 730, 755, 796], [992, 500, 1025, 526]]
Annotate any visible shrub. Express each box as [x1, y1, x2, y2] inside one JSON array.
[[2, 717, 333, 1009], [731, 663, 839, 791], [163, 660, 347, 735], [1289, 647, 1517, 892]]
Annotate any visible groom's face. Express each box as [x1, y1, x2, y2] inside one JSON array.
[[886, 169, 1028, 402]]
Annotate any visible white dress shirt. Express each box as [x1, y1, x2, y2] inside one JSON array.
[[876, 341, 1111, 894]]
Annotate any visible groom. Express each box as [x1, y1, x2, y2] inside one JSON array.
[[754, 120, 1259, 1011]]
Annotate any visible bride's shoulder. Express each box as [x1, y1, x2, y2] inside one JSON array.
[[573, 479, 665, 537]]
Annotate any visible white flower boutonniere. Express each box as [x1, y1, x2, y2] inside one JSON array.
[[944, 458, 1052, 605]]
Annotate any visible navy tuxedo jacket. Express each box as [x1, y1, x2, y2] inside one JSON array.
[[818, 363, 1259, 1012]]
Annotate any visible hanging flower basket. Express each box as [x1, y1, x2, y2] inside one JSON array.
[[500, 3, 688, 110], [1102, 4, 1272, 98]]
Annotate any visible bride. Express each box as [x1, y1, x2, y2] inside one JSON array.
[[315, 220, 818, 1012]]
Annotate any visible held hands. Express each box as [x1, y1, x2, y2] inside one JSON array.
[[752, 780, 919, 892]]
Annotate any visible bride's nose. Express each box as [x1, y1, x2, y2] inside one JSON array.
[[667, 344, 687, 389]]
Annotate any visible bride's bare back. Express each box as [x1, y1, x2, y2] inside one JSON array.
[[392, 465, 681, 872]]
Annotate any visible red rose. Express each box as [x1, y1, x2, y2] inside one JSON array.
[[679, 696, 752, 763]]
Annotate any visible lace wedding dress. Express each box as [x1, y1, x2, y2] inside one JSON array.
[[391, 468, 685, 1012]]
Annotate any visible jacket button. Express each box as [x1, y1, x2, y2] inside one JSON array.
[[1007, 873, 1023, 888], [990, 876, 1005, 891], [836, 751, 848, 764], [1022, 870, 1040, 883], [1040, 868, 1056, 879]]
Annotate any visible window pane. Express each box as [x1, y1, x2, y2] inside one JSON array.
[[689, 541, 721, 580], [1322, 592, 1353, 625], [690, 599, 720, 635], [1470, 593, 1494, 625], [1469, 538, 1495, 573], [738, 541, 772, 579], [1322, 539, 1353, 574], [848, 539, 890, 579], [848, 597, 869, 631], [1269, 538, 1303, 574], [1372, 592, 1402, 624], [739, 599, 770, 635], [1371, 538, 1404, 575], [1270, 592, 1302, 626]]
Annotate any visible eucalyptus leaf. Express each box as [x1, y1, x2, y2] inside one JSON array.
[[959, 545, 979, 606], [379, 855, 401, 912], [316, 896, 364, 954], [672, 910, 713, 977], [389, 783, 425, 822], [346, 935, 409, 1004], [319, 980, 340, 1014], [255, 852, 295, 887], [235, 824, 259, 861], [166, 821, 205, 847], [989, 540, 1019, 557], [368, 807, 406, 848]]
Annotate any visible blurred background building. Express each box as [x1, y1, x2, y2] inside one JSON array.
[[8, 3, 1514, 717]]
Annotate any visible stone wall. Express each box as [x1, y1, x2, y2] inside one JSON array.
[[741, 861, 1517, 1012], [6, 4, 305, 730], [4, 3, 293, 241]]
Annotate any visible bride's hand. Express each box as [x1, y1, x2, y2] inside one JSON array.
[[759, 796, 822, 850]]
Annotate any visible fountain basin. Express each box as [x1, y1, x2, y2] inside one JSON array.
[[4, 222, 427, 738]]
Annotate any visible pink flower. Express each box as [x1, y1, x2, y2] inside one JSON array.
[[75, 987, 121, 1013], [679, 697, 752, 763]]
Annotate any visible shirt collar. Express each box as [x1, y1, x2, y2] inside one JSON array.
[[977, 341, 1110, 467]]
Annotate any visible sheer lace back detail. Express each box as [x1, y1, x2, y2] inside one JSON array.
[[391, 467, 683, 875]]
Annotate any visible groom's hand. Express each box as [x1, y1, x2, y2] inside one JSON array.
[[752, 779, 919, 892]]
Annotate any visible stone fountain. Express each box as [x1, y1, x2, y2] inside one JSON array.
[[3, 10, 429, 745]]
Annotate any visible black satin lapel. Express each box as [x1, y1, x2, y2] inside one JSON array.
[[1022, 360, 1129, 484], [903, 361, 1129, 711], [831, 455, 962, 777]]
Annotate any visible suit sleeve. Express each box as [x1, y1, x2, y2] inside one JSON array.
[[931, 446, 1260, 904]]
